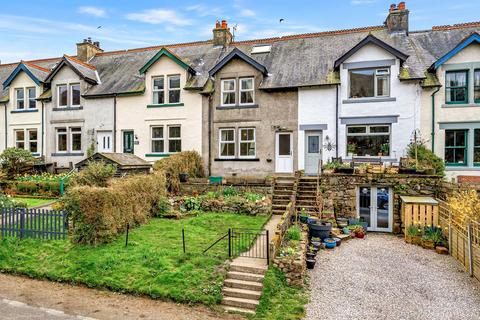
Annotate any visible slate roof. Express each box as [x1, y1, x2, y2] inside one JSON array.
[[0, 22, 479, 97], [76, 152, 152, 168], [45, 55, 98, 84]]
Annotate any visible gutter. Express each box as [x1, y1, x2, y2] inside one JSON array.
[[335, 84, 339, 158], [41, 101, 45, 157], [113, 94, 117, 153], [3, 103, 6, 149], [431, 86, 441, 153], [208, 93, 213, 176]]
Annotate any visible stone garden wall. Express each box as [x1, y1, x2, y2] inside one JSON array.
[[273, 230, 308, 287], [179, 177, 273, 196], [318, 174, 443, 233]]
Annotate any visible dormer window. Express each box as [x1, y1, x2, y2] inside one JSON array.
[[57, 84, 81, 108], [27, 88, 36, 109], [58, 85, 68, 107], [221, 79, 236, 106], [220, 77, 255, 107], [349, 68, 390, 99], [240, 78, 254, 105], [446, 70, 468, 104], [152, 75, 181, 105], [71, 84, 81, 106]]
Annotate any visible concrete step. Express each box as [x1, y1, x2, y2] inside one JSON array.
[[222, 306, 256, 315], [222, 297, 259, 310], [272, 197, 291, 203], [273, 209, 286, 215], [223, 287, 262, 300], [224, 279, 264, 291], [228, 271, 264, 283], [230, 263, 267, 275], [272, 204, 288, 209]]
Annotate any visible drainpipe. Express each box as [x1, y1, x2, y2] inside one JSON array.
[[41, 101, 45, 157], [431, 86, 441, 153], [113, 94, 117, 152], [335, 84, 339, 158], [208, 93, 213, 176], [4, 103, 7, 149]]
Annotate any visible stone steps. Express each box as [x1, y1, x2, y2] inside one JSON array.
[[228, 271, 264, 283], [222, 306, 256, 315], [222, 296, 260, 310], [223, 287, 262, 300]]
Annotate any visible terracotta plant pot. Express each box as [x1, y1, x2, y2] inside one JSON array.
[[412, 236, 422, 245], [422, 239, 435, 250], [356, 232, 365, 239], [405, 235, 413, 244]]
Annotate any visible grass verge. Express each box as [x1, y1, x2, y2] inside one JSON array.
[[254, 267, 308, 320], [12, 197, 56, 208], [0, 212, 269, 305]]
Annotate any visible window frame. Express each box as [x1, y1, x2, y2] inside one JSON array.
[[239, 77, 255, 105], [150, 126, 165, 153], [26, 87, 36, 109], [14, 129, 25, 149], [167, 74, 181, 104], [56, 128, 68, 153], [474, 129, 480, 166], [70, 83, 81, 107], [152, 76, 165, 105], [474, 69, 480, 104], [445, 70, 469, 105], [219, 128, 236, 159], [167, 125, 182, 153], [444, 129, 468, 166], [27, 129, 38, 153], [69, 127, 82, 153], [221, 79, 236, 107], [57, 84, 68, 108], [238, 127, 256, 158], [345, 124, 391, 157], [15, 88, 25, 110], [348, 67, 391, 99]]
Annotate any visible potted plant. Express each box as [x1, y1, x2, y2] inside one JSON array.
[[299, 208, 309, 224], [333, 237, 342, 246], [311, 237, 321, 249], [306, 248, 316, 260], [324, 238, 336, 249], [336, 217, 348, 228], [322, 161, 341, 174], [306, 258, 316, 269], [179, 173, 189, 183], [421, 235, 435, 249], [347, 142, 356, 157], [355, 163, 369, 174], [405, 224, 421, 244], [308, 221, 332, 240], [336, 163, 354, 174], [380, 143, 389, 157]]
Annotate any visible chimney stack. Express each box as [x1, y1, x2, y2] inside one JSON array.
[[76, 38, 103, 62], [385, 2, 409, 34], [212, 20, 233, 47]]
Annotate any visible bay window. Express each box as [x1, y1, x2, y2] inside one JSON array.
[[168, 126, 181, 153], [445, 70, 468, 104], [151, 126, 164, 153], [221, 79, 236, 106], [240, 78, 254, 105], [349, 68, 390, 98], [239, 128, 256, 158], [445, 129, 467, 166], [219, 128, 235, 158], [15, 88, 24, 109], [346, 125, 390, 157]]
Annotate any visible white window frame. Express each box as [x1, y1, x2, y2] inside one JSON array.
[[239, 78, 255, 105], [69, 127, 82, 152], [151, 126, 165, 153], [152, 76, 165, 105], [15, 88, 25, 110], [346, 124, 391, 157], [219, 128, 236, 159], [70, 83, 81, 107], [348, 67, 391, 99], [27, 129, 38, 153], [167, 125, 181, 153], [221, 79, 236, 107], [56, 128, 68, 153], [238, 128, 256, 158], [167, 74, 181, 104], [27, 87, 36, 109], [57, 84, 68, 108], [14, 129, 25, 149]]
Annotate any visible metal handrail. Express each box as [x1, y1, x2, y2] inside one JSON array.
[[203, 231, 229, 254], [59, 168, 76, 195]]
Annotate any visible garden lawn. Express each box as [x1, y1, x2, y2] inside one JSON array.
[[12, 197, 55, 208], [0, 212, 269, 305]]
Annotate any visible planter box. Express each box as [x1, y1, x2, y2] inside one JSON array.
[[337, 168, 354, 174]]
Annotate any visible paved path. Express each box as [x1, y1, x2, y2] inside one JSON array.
[[0, 273, 242, 320], [306, 234, 480, 320]]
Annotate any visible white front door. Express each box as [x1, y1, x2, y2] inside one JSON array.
[[358, 186, 393, 232], [97, 131, 113, 153], [304, 131, 322, 176], [275, 132, 293, 173]]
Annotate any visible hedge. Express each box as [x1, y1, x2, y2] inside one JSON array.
[[62, 172, 166, 245]]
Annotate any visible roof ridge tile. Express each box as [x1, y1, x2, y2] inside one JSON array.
[[432, 21, 480, 31], [23, 61, 50, 73], [64, 54, 97, 70]]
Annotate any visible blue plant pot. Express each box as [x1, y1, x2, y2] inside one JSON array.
[[324, 238, 336, 249]]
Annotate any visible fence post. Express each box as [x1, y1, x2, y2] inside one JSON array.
[[266, 230, 270, 265], [468, 221, 473, 277], [125, 223, 129, 247], [448, 210, 452, 255], [20, 209, 25, 239], [60, 179, 65, 196], [228, 228, 231, 258], [182, 228, 186, 253]]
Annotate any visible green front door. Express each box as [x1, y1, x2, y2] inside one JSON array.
[[123, 131, 134, 154]]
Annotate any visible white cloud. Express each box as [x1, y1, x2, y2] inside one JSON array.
[[78, 6, 106, 18], [240, 9, 256, 17], [125, 9, 192, 26], [351, 0, 377, 5], [186, 4, 223, 17]]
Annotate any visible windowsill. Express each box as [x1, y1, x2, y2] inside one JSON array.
[[147, 103, 184, 108], [53, 106, 83, 111], [11, 109, 38, 113], [445, 164, 468, 168], [442, 103, 480, 108], [214, 158, 260, 162], [51, 152, 84, 157], [342, 97, 396, 104], [31, 153, 40, 157], [145, 153, 171, 157], [216, 104, 259, 110]]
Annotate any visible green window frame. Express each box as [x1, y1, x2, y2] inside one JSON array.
[[474, 69, 480, 104], [445, 70, 468, 104], [445, 129, 468, 166], [474, 129, 480, 166]]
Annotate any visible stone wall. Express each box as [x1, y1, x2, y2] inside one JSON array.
[[179, 177, 273, 196], [273, 230, 308, 287], [318, 173, 443, 233]]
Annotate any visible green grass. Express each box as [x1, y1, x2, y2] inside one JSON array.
[[12, 197, 55, 208], [254, 267, 308, 320], [0, 212, 269, 305]]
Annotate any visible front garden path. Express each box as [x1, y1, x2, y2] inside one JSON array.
[[306, 234, 480, 320]]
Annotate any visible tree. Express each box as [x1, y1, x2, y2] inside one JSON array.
[[0, 148, 35, 178]]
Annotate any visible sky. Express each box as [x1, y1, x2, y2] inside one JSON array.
[[0, 0, 479, 63]]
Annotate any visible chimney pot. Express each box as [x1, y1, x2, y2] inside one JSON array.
[[76, 38, 104, 61], [398, 2, 406, 10], [212, 20, 232, 47], [93, 41, 100, 48], [385, 2, 409, 34], [221, 20, 227, 29], [389, 4, 396, 12], [216, 20, 221, 28]]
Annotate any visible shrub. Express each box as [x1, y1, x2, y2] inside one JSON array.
[[62, 172, 167, 245], [448, 190, 480, 224], [0, 148, 36, 178], [0, 194, 27, 208], [286, 225, 301, 241], [222, 186, 238, 197], [15, 181, 38, 195], [154, 198, 172, 217], [73, 161, 117, 187], [406, 143, 445, 176], [153, 151, 205, 193]]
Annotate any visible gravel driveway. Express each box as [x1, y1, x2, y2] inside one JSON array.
[[306, 234, 480, 320]]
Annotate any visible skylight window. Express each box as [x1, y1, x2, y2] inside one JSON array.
[[251, 45, 272, 54]]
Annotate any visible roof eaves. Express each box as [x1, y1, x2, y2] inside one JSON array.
[[139, 47, 195, 75], [334, 34, 409, 69], [430, 32, 480, 71], [209, 48, 267, 76], [3, 62, 42, 87]]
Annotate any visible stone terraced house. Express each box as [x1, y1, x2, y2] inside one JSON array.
[[0, 2, 478, 181]]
